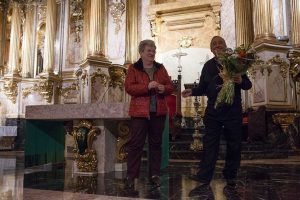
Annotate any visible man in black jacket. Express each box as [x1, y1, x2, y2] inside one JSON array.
[[182, 36, 252, 199]]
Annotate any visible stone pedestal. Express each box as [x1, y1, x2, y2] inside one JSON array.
[[249, 43, 293, 110], [79, 57, 112, 104]]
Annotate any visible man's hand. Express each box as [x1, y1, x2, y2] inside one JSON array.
[[156, 84, 165, 94], [148, 81, 158, 90], [181, 89, 192, 98], [233, 74, 242, 84]]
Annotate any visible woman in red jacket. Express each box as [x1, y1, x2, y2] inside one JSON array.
[[124, 40, 174, 191]]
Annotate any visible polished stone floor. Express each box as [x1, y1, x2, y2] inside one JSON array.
[[0, 151, 300, 200]]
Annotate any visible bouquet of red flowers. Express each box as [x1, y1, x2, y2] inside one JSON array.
[[215, 45, 255, 108]]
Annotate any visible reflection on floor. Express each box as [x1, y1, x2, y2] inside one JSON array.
[[0, 151, 300, 200]]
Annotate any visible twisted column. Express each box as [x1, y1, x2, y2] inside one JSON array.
[[234, 0, 254, 46], [43, 0, 57, 73], [21, 5, 34, 77], [89, 0, 107, 57], [125, 0, 138, 65], [8, 2, 21, 74], [252, 0, 276, 42], [291, 0, 300, 48]]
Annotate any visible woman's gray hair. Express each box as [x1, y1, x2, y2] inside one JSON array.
[[138, 40, 156, 53]]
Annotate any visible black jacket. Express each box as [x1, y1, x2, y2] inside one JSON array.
[[192, 57, 252, 120]]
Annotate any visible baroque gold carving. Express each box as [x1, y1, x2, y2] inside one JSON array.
[[190, 96, 203, 152], [178, 36, 193, 48], [0, 136, 15, 148], [22, 77, 55, 103], [2, 77, 20, 104], [273, 113, 300, 133], [91, 68, 109, 86], [116, 121, 130, 162], [109, 0, 125, 34], [74, 175, 97, 194], [288, 49, 300, 80], [108, 65, 126, 90], [267, 55, 289, 78], [60, 82, 79, 98], [149, 15, 161, 37], [70, 0, 84, 42], [70, 120, 101, 172]]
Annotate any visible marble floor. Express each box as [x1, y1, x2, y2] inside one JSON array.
[[0, 152, 300, 200]]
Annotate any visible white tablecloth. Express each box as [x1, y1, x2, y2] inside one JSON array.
[[0, 126, 17, 136]]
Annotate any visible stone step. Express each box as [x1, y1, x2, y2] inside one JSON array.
[[168, 150, 292, 160]]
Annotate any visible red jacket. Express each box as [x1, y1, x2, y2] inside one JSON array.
[[125, 59, 174, 117]]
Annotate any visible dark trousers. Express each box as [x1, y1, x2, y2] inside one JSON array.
[[126, 113, 166, 179], [198, 117, 243, 183]]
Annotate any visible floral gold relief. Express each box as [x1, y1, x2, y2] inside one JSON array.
[[273, 113, 300, 133], [70, 0, 84, 43], [91, 68, 109, 86], [108, 65, 126, 90], [70, 120, 101, 172], [267, 55, 289, 79], [288, 49, 300, 81], [2, 77, 20, 104], [109, 0, 125, 34], [22, 77, 55, 103]]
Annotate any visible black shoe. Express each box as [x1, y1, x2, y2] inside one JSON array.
[[150, 175, 161, 188], [188, 184, 214, 199], [123, 177, 138, 197], [223, 185, 241, 200], [188, 174, 209, 184], [147, 187, 161, 199], [124, 177, 134, 190], [123, 188, 139, 197]]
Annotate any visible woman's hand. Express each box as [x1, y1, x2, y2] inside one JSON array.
[[148, 81, 158, 90], [156, 84, 165, 94]]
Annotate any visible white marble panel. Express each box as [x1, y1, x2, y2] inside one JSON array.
[[220, 0, 236, 48], [107, 0, 126, 65]]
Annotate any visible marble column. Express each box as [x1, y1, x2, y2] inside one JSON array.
[[290, 0, 300, 48], [89, 0, 107, 58], [124, 0, 139, 66], [234, 0, 254, 46], [80, 0, 111, 104], [83, 0, 91, 58], [21, 5, 34, 77], [7, 2, 21, 75], [43, 0, 57, 74], [252, 0, 276, 43]]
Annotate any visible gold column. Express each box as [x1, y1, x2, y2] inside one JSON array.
[[234, 0, 254, 46], [7, 2, 21, 75], [21, 5, 34, 77], [43, 0, 57, 73], [89, 0, 107, 57], [252, 0, 276, 43], [291, 0, 300, 48], [83, 0, 91, 58], [124, 0, 139, 65]]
